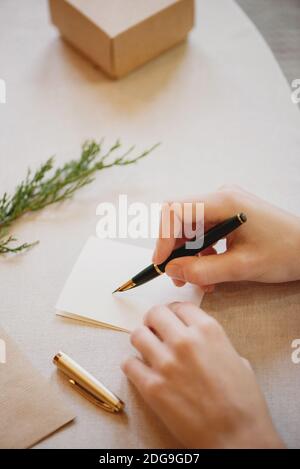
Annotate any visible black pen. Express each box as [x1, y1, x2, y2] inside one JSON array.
[[113, 213, 247, 293]]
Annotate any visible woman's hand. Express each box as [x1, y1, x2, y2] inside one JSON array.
[[122, 302, 283, 449], [153, 186, 300, 290]]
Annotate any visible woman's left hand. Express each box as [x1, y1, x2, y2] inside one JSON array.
[[122, 302, 283, 449]]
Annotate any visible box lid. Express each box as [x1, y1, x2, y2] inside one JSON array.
[[68, 0, 182, 37]]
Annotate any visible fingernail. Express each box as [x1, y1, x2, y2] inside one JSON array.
[[166, 264, 183, 280]]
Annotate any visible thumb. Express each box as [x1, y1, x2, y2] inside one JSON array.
[[165, 252, 243, 286]]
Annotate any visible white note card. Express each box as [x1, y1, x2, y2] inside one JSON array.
[[56, 237, 204, 332]]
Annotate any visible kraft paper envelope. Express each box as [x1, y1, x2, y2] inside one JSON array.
[[0, 327, 75, 449], [56, 237, 203, 332]]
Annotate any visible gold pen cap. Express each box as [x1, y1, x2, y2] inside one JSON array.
[[53, 351, 124, 413]]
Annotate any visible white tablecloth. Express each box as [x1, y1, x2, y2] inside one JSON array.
[[0, 0, 300, 448]]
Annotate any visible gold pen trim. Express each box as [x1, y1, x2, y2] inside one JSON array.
[[153, 264, 164, 275], [113, 279, 136, 293], [53, 352, 124, 413], [237, 212, 247, 224], [68, 379, 119, 413]]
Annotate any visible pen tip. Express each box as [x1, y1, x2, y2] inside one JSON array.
[[112, 280, 136, 294]]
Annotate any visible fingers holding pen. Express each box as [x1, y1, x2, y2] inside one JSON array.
[[152, 192, 237, 266], [165, 250, 246, 286]]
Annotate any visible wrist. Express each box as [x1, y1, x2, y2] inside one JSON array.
[[222, 424, 285, 449], [213, 410, 285, 449]]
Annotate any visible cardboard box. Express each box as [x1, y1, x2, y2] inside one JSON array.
[[49, 0, 195, 79]]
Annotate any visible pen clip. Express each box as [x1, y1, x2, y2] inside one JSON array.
[[68, 379, 119, 413]]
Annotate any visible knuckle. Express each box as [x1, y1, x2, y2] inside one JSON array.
[[122, 357, 133, 374], [144, 377, 164, 398], [186, 261, 211, 286], [198, 316, 222, 336], [170, 301, 195, 315], [157, 356, 176, 376], [183, 262, 203, 285], [172, 332, 195, 353], [222, 252, 249, 281], [145, 305, 163, 325], [233, 252, 256, 280]]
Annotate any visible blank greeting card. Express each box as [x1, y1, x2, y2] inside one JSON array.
[[56, 237, 203, 332]]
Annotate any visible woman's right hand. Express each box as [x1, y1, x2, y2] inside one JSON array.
[[153, 186, 300, 291]]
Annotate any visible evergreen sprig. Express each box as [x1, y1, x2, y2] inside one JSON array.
[[0, 139, 158, 254]]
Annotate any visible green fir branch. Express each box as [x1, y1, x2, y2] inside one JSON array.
[[0, 139, 159, 255]]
